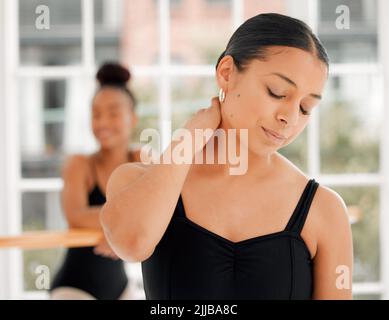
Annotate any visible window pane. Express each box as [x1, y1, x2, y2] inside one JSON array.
[[120, 0, 159, 65], [318, 0, 378, 63], [94, 0, 124, 66], [22, 192, 66, 291], [19, 0, 82, 66], [19, 77, 96, 178], [320, 74, 381, 174], [332, 186, 380, 282], [171, 77, 218, 131], [170, 1, 233, 65], [244, 0, 311, 24], [19, 79, 65, 178], [22, 192, 65, 231], [130, 77, 160, 150]]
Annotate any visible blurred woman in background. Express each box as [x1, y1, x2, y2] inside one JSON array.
[[50, 62, 142, 300]]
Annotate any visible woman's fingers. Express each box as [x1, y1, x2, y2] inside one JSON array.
[[210, 96, 220, 109]]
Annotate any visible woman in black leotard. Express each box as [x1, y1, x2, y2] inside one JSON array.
[[50, 62, 142, 300], [101, 14, 353, 300]]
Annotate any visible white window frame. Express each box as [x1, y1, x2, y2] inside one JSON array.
[[0, 0, 388, 299]]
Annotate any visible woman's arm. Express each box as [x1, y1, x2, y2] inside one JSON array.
[[61, 155, 103, 230], [312, 187, 354, 299], [100, 98, 221, 262]]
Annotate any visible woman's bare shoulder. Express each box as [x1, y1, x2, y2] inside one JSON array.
[[61, 153, 93, 176], [276, 152, 350, 237], [62, 153, 99, 187], [63, 153, 89, 166], [312, 185, 349, 227], [302, 182, 351, 257]]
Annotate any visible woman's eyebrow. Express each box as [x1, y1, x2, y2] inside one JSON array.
[[269, 72, 322, 100]]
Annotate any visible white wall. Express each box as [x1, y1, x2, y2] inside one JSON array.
[[0, 0, 8, 300], [0, 0, 23, 299]]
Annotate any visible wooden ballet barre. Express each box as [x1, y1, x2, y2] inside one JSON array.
[[0, 205, 364, 250], [0, 229, 103, 249]]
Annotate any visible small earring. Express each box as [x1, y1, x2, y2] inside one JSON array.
[[219, 88, 226, 103]]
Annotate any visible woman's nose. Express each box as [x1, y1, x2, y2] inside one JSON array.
[[276, 103, 299, 127], [95, 115, 110, 126]]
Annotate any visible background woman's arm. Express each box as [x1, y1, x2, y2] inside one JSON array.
[[61, 155, 103, 230]]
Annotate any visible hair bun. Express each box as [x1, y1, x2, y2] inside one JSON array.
[[96, 62, 131, 86]]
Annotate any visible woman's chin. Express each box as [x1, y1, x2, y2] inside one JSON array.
[[98, 139, 116, 150]]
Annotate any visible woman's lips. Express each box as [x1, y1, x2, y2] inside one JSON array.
[[96, 129, 114, 139], [261, 127, 287, 143]]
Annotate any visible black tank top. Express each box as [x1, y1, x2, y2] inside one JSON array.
[[141, 179, 319, 300], [51, 156, 129, 300]]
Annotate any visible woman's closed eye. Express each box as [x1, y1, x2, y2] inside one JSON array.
[[266, 87, 311, 116]]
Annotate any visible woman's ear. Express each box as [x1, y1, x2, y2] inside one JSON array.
[[216, 55, 236, 92]]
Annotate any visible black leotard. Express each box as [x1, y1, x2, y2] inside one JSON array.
[[50, 157, 129, 300], [141, 179, 319, 300]]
